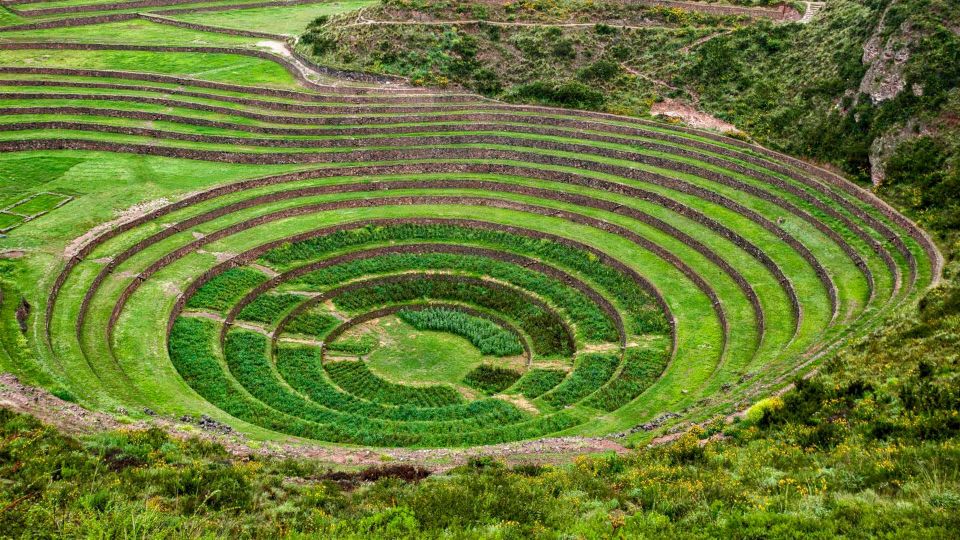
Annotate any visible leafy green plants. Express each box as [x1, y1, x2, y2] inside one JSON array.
[[585, 347, 668, 411], [514, 368, 568, 399], [541, 354, 619, 408], [324, 360, 464, 408], [463, 364, 522, 395], [186, 268, 267, 313], [398, 307, 524, 357]]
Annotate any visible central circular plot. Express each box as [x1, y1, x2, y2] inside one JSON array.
[[327, 308, 528, 390]]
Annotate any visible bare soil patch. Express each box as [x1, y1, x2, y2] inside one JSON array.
[[650, 98, 744, 135]]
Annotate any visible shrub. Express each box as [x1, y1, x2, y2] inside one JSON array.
[[745, 396, 784, 425], [541, 354, 619, 408], [398, 307, 524, 356], [578, 59, 621, 82], [585, 347, 668, 411], [507, 80, 605, 109], [185, 268, 266, 312], [514, 368, 568, 399], [463, 365, 522, 395]]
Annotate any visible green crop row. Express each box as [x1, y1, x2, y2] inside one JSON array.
[[324, 360, 464, 408], [585, 347, 669, 411], [463, 364, 523, 395], [283, 309, 340, 338], [276, 345, 528, 424], [186, 267, 267, 313], [541, 353, 620, 408], [236, 293, 305, 325], [331, 276, 573, 357], [513, 368, 568, 399], [398, 307, 524, 357], [327, 333, 378, 355], [292, 252, 616, 343], [259, 223, 667, 335]]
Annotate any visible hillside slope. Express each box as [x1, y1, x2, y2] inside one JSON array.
[[304, 0, 959, 202]]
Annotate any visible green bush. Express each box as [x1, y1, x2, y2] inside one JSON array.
[[514, 368, 568, 399], [507, 80, 605, 109], [398, 307, 524, 356], [585, 347, 668, 411], [541, 353, 619, 408], [185, 268, 266, 312], [463, 365, 522, 395]]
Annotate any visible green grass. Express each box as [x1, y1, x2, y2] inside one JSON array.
[[0, 213, 22, 229], [0, 50, 303, 89], [397, 307, 524, 357], [0, 19, 258, 46], [7, 193, 70, 215], [362, 315, 515, 387], [171, 1, 377, 35]]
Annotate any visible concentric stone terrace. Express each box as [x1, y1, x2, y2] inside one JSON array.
[[10, 42, 940, 447]]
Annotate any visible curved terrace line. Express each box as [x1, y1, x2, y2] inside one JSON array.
[[219, 243, 626, 347], [70, 176, 767, 362], [13, 139, 837, 328]]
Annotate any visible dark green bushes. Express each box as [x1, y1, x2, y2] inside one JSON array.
[[506, 80, 604, 109], [324, 360, 463, 408], [185, 267, 266, 312], [462, 365, 522, 395], [398, 307, 524, 356], [514, 368, 568, 398], [541, 353, 619, 408]]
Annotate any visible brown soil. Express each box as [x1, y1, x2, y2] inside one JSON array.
[[650, 98, 743, 135]]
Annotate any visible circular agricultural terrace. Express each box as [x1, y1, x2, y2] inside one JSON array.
[[6, 41, 940, 448]]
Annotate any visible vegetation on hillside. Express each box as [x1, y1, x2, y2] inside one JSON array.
[[303, 0, 960, 187]]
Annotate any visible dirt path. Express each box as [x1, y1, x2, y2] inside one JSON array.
[[0, 373, 627, 470], [798, 2, 825, 24]]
